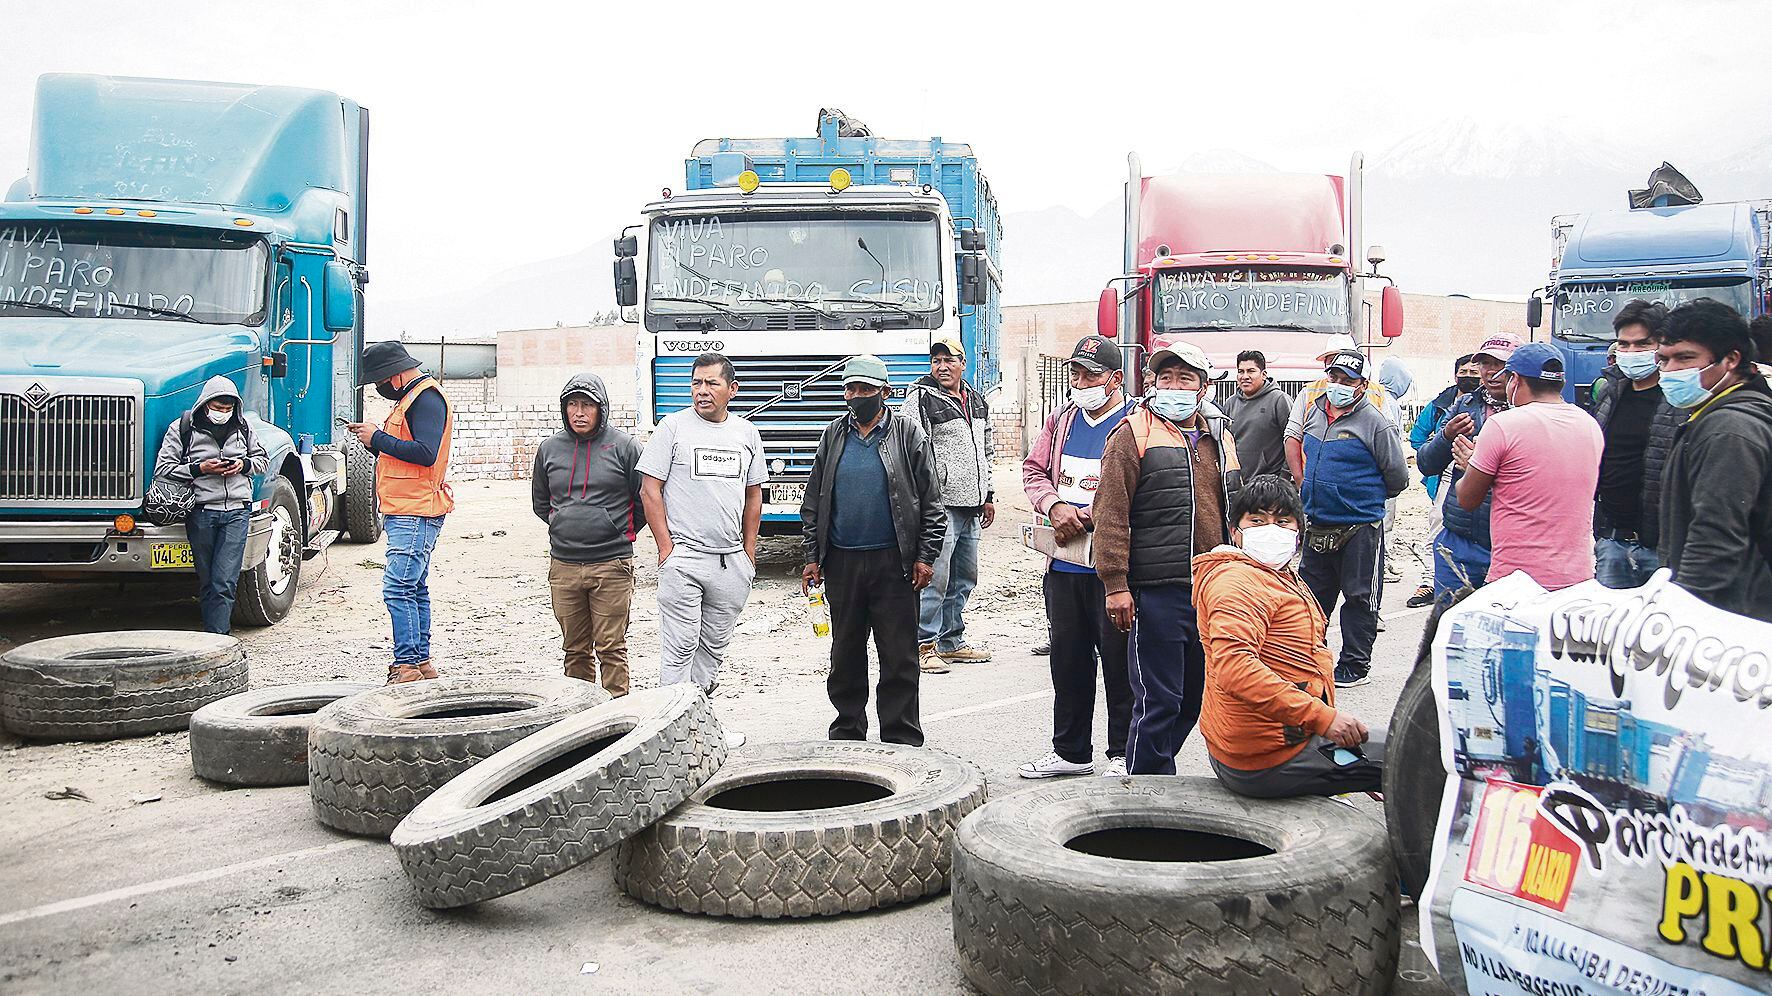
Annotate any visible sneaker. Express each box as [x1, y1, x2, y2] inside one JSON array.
[[1334, 665, 1372, 688], [941, 644, 992, 663], [386, 663, 425, 685], [1018, 752, 1094, 779], [919, 643, 950, 674], [1032, 640, 1051, 656], [1100, 756, 1128, 777], [1406, 585, 1434, 609]]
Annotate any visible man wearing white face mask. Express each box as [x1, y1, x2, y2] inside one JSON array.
[[1093, 341, 1241, 775], [1195, 474, 1382, 798]]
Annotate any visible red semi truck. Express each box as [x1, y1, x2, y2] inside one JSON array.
[[1095, 153, 1404, 393]]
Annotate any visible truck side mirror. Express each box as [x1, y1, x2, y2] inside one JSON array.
[[613, 257, 638, 308], [1380, 285, 1405, 338], [959, 228, 986, 253], [613, 234, 639, 259], [323, 262, 357, 333], [1526, 295, 1543, 329], [1097, 288, 1119, 338], [959, 254, 987, 306]]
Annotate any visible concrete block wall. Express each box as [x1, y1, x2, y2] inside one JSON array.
[[361, 391, 640, 482]]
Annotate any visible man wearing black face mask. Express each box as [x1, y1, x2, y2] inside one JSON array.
[[802, 354, 946, 744]]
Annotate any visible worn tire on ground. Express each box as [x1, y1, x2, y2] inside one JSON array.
[[614, 740, 987, 918], [1387, 601, 1448, 901], [391, 685, 726, 908], [0, 631, 247, 740], [190, 681, 378, 786], [951, 776, 1401, 996], [307, 675, 606, 837]]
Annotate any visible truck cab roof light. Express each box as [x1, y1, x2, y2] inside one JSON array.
[[829, 167, 852, 193], [233, 218, 254, 227], [105, 207, 125, 216], [137, 210, 157, 218], [72, 206, 93, 214]]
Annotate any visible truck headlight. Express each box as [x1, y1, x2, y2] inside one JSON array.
[[770, 458, 786, 476]]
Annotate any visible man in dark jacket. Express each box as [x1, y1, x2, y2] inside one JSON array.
[[1656, 299, 1772, 621], [1592, 301, 1686, 588], [1419, 333, 1518, 606], [1093, 341, 1241, 775], [1296, 350, 1409, 687], [801, 354, 946, 745], [1222, 350, 1291, 481], [532, 372, 646, 696]]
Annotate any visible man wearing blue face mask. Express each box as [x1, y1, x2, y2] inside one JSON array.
[[1295, 350, 1408, 688], [1093, 341, 1241, 774], [1591, 300, 1686, 588], [1655, 299, 1772, 621]]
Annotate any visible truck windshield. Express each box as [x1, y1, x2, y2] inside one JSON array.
[[1554, 277, 1755, 343], [1153, 268, 1351, 334], [0, 223, 268, 325], [647, 210, 941, 318]]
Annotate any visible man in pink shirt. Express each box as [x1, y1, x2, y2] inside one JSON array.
[[1453, 342, 1605, 589]]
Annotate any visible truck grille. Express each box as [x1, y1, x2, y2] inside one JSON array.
[[0, 388, 142, 504], [653, 353, 927, 478]]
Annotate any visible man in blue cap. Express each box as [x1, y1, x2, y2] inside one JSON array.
[[1454, 342, 1604, 590]]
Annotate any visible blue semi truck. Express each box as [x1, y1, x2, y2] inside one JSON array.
[[612, 110, 1003, 531], [0, 74, 379, 625], [1527, 187, 1771, 403]]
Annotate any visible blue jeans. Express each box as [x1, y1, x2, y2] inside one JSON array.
[[918, 507, 981, 651], [1433, 528, 1491, 607], [384, 514, 445, 666], [1595, 536, 1659, 589], [189, 506, 249, 635]]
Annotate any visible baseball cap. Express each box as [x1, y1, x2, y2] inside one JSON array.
[[930, 335, 964, 358], [841, 353, 891, 387], [1504, 342, 1565, 382], [1148, 340, 1211, 379], [1474, 331, 1523, 363], [1326, 349, 1368, 379], [1065, 334, 1123, 373]]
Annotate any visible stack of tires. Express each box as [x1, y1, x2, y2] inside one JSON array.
[[1, 631, 248, 741]]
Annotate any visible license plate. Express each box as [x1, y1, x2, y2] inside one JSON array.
[[150, 542, 194, 569], [770, 483, 806, 507]]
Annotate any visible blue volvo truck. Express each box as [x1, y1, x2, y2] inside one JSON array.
[[612, 110, 1003, 532], [0, 74, 379, 625], [1527, 193, 1772, 404]]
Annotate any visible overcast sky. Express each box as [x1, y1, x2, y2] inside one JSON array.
[[1, 0, 1764, 311]]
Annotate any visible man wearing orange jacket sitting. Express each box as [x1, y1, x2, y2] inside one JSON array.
[[1192, 473, 1384, 798]]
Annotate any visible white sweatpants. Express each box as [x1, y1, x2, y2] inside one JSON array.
[[656, 547, 755, 691]]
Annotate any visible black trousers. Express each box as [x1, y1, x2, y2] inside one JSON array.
[[1044, 569, 1132, 764], [825, 546, 923, 746], [1299, 521, 1384, 674]]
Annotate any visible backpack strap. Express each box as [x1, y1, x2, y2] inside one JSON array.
[[179, 412, 194, 455]]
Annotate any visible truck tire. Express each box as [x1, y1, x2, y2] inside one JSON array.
[[190, 681, 377, 786], [1387, 602, 1449, 901], [233, 477, 303, 627], [341, 436, 381, 544], [0, 631, 247, 740], [391, 686, 726, 908], [307, 675, 606, 838], [951, 777, 1401, 996], [614, 741, 987, 918]]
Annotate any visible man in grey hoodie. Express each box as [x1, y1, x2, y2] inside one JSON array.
[[531, 372, 646, 696], [1221, 350, 1291, 481], [154, 375, 268, 634]]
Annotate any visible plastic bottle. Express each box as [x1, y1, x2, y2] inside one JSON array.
[[807, 584, 831, 637]]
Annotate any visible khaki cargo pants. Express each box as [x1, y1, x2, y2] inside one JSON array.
[[548, 557, 635, 697]]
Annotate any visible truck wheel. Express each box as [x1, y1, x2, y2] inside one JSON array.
[[951, 777, 1400, 996], [233, 477, 303, 627], [307, 675, 607, 838], [341, 436, 381, 544], [1386, 603, 1449, 901], [0, 631, 247, 740], [613, 741, 987, 918], [189, 681, 377, 786], [392, 686, 725, 908]]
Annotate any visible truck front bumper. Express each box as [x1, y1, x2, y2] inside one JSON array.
[[0, 516, 272, 582]]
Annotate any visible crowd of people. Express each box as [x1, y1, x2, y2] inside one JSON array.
[[162, 295, 1769, 803]]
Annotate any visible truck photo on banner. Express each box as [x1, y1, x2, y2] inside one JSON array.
[[1422, 570, 1772, 996]]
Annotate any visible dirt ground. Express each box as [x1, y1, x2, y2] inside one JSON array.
[[0, 466, 1448, 994]]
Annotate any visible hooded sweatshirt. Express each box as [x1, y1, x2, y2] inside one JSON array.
[[1220, 378, 1291, 481], [1193, 545, 1338, 771], [153, 375, 268, 510], [531, 372, 646, 564]]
